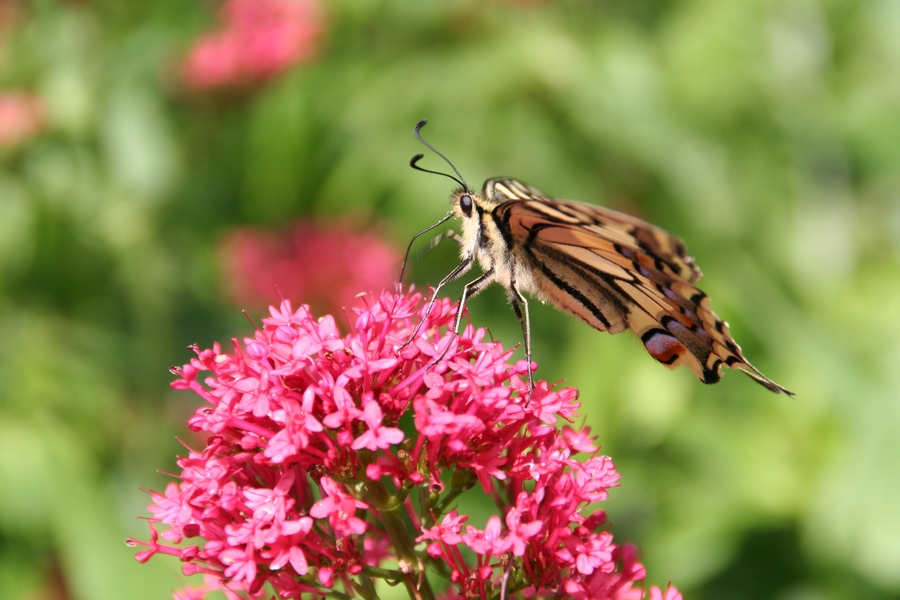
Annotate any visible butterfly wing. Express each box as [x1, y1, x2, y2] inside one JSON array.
[[486, 178, 703, 284], [488, 178, 791, 395]]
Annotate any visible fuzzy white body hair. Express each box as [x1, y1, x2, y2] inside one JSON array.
[[452, 190, 539, 303]]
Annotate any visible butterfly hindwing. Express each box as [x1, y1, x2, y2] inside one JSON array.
[[488, 178, 791, 395]]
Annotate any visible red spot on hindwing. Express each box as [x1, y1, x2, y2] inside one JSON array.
[[642, 331, 686, 365]]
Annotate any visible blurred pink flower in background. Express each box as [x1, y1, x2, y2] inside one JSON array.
[[181, 0, 323, 91], [0, 0, 22, 35], [218, 220, 401, 315], [0, 91, 44, 147]]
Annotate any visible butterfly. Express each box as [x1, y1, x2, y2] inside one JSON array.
[[401, 120, 792, 397]]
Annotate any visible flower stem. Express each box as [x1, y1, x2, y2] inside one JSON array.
[[361, 479, 435, 600]]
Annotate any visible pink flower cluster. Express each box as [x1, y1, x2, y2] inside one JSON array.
[[0, 91, 43, 147], [130, 289, 679, 599], [218, 220, 401, 316], [180, 0, 323, 91]]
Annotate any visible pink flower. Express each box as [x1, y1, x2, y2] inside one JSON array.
[[351, 399, 405, 450], [649, 585, 684, 600], [218, 220, 401, 315], [131, 289, 678, 599], [419, 510, 467, 557], [309, 476, 369, 537], [0, 91, 44, 147], [180, 0, 324, 91]]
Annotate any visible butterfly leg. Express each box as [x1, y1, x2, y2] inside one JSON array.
[[451, 268, 496, 334], [399, 255, 475, 351], [506, 278, 534, 398], [428, 268, 496, 367], [425, 229, 465, 255]]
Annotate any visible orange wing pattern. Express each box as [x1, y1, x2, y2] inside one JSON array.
[[487, 178, 791, 395]]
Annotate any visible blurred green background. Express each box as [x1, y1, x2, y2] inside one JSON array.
[[2, 0, 899, 598]]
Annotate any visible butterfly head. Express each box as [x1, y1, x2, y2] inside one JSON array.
[[410, 120, 489, 223]]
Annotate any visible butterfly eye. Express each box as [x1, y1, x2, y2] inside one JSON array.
[[459, 195, 474, 216]]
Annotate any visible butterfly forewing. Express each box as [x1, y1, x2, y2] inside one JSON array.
[[486, 178, 791, 396]]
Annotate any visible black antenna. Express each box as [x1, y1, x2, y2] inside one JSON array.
[[411, 120, 469, 191]]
